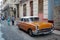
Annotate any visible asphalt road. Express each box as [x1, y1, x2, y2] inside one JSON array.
[[1, 20, 60, 40]]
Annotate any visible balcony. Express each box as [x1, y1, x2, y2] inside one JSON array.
[[2, 1, 8, 10], [14, 0, 21, 4]]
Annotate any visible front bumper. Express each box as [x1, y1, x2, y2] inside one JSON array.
[[32, 29, 54, 35]]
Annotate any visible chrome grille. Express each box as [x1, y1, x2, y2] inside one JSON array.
[[41, 28, 51, 32]]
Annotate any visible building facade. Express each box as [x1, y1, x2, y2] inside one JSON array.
[[2, 0, 60, 29], [2, 0, 15, 19], [19, 0, 60, 29], [0, 1, 2, 17], [13, 0, 21, 19], [19, 0, 48, 22]]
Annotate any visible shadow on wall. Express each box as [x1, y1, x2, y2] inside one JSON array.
[[38, 13, 48, 22]]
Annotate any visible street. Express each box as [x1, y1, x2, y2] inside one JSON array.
[[1, 20, 60, 40], [1, 0, 60, 40]]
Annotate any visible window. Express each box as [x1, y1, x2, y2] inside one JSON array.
[[38, 0, 43, 13], [26, 19, 29, 22], [30, 1, 33, 16], [30, 17, 39, 22], [14, 8, 16, 18], [16, 4, 19, 18], [23, 4, 26, 16], [24, 18, 29, 22]]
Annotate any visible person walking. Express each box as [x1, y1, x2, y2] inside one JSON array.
[[7, 17, 10, 26], [11, 16, 15, 25], [0, 16, 1, 23]]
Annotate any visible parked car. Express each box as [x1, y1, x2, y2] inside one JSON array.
[[17, 16, 54, 36]]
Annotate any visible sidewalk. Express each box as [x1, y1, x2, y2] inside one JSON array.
[[53, 30, 60, 35], [0, 23, 5, 40], [2, 20, 17, 26]]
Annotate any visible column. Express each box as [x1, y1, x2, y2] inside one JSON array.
[[26, 1, 30, 16], [16, 6, 17, 18], [20, 5, 23, 17], [33, 0, 38, 16], [43, 0, 48, 19]]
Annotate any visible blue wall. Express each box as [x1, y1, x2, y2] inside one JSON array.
[[48, 0, 53, 21], [54, 0, 60, 6], [48, 0, 60, 21]]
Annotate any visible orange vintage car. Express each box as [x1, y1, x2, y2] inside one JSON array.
[[17, 16, 54, 36]]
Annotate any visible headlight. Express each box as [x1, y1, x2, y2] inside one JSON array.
[[35, 25, 39, 30], [52, 24, 53, 27]]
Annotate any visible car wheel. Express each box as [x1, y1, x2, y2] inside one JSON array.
[[18, 26, 21, 30], [28, 29, 34, 37]]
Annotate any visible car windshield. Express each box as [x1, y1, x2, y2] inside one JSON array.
[[30, 17, 39, 22]]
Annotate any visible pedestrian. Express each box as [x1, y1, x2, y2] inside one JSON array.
[[11, 16, 15, 25], [7, 17, 10, 26], [0, 16, 1, 23]]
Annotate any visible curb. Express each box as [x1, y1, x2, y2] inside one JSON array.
[[53, 30, 60, 35]]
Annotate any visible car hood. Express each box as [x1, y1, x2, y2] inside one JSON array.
[[31, 22, 53, 29]]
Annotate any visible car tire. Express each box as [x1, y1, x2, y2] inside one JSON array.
[[28, 29, 34, 37], [18, 26, 21, 30]]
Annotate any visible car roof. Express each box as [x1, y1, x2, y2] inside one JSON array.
[[21, 16, 39, 18]]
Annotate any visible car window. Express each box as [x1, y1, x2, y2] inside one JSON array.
[[34, 17, 39, 21], [24, 18, 29, 22], [26, 18, 29, 22], [20, 18, 23, 21], [30, 17, 39, 22]]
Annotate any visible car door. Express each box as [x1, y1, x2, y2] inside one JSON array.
[[19, 18, 27, 30], [24, 18, 30, 31], [21, 18, 27, 30], [19, 18, 25, 29]]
